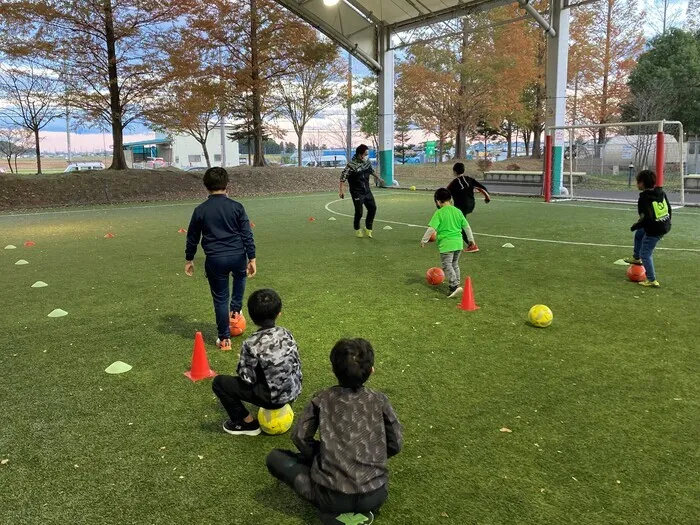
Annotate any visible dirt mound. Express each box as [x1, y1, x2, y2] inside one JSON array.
[[0, 166, 339, 211]]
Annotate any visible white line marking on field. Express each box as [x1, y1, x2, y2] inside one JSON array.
[[393, 191, 700, 214], [549, 200, 700, 215], [548, 200, 700, 215], [324, 198, 700, 253], [548, 201, 635, 211]]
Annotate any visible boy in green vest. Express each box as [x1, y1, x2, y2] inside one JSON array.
[[420, 187, 476, 297]]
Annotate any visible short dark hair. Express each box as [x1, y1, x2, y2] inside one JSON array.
[[330, 338, 374, 389], [247, 289, 282, 327], [453, 162, 465, 175], [636, 169, 656, 189], [356, 144, 369, 157], [203, 167, 229, 191], [434, 187, 451, 203]]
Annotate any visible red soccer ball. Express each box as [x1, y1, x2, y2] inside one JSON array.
[[426, 267, 445, 286], [230, 313, 247, 336], [626, 264, 646, 282]]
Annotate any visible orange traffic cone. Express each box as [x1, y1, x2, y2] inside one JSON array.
[[24, 241, 35, 247], [178, 228, 187, 233], [308, 217, 316, 222], [457, 276, 480, 311], [250, 222, 255, 228], [184, 331, 217, 381], [104, 233, 114, 238]]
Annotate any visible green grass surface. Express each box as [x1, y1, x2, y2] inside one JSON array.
[[1, 192, 699, 525]]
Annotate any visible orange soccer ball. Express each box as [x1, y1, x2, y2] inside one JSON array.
[[626, 264, 646, 282], [426, 267, 445, 286], [230, 313, 247, 336]]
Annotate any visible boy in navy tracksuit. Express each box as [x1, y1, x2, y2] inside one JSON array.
[[623, 169, 672, 287], [185, 167, 256, 351]]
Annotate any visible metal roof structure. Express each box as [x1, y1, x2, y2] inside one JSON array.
[[274, 0, 516, 71], [122, 138, 171, 148]]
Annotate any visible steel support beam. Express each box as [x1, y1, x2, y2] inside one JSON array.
[[274, 0, 380, 71], [545, 0, 570, 196], [387, 0, 512, 33], [378, 26, 395, 186], [519, 0, 556, 36]]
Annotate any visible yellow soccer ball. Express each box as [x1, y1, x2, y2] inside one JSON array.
[[258, 404, 294, 435], [528, 304, 553, 328], [410, 185, 416, 191]]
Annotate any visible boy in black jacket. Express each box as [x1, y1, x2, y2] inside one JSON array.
[[266, 338, 402, 525], [185, 167, 256, 351], [446, 162, 490, 252], [623, 170, 671, 287]]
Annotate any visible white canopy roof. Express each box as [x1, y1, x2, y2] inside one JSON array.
[[275, 0, 512, 70]]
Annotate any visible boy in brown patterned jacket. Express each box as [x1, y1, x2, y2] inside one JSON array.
[[266, 338, 402, 524]]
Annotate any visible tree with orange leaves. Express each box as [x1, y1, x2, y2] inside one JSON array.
[[1, 0, 193, 170], [188, 0, 321, 167], [485, 7, 540, 158], [144, 39, 228, 169], [273, 40, 342, 167], [572, 0, 645, 148]]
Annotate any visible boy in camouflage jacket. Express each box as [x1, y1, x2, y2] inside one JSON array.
[[212, 289, 302, 436]]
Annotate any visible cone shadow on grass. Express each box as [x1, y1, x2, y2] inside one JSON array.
[[158, 313, 216, 342]]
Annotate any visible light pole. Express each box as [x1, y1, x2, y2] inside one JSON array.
[[219, 47, 227, 168]]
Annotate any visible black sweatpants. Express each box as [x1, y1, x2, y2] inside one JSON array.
[[266, 449, 388, 517], [351, 192, 377, 231], [212, 375, 284, 422], [456, 204, 474, 243]]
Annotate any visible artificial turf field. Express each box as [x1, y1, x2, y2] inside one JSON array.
[[1, 190, 699, 525]]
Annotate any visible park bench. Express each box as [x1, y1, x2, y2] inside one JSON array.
[[684, 174, 700, 192], [483, 170, 586, 185]]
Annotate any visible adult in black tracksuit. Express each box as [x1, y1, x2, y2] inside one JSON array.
[[339, 144, 384, 238], [446, 162, 490, 251]]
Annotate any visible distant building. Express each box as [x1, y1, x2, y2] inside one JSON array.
[[123, 126, 240, 169]]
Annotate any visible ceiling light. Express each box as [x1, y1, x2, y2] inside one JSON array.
[[323, 0, 340, 6]]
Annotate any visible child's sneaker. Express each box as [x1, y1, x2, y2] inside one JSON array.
[[321, 511, 374, 525], [464, 243, 479, 253], [638, 279, 660, 288], [447, 286, 463, 298], [365, 229, 373, 238], [355, 229, 364, 238], [624, 257, 643, 265], [223, 419, 261, 436], [216, 338, 232, 351]]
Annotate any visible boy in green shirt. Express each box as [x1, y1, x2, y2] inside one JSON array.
[[421, 188, 476, 298]]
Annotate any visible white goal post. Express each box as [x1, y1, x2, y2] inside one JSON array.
[[544, 121, 688, 207]]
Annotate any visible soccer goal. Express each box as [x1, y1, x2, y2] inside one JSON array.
[[543, 121, 689, 207]]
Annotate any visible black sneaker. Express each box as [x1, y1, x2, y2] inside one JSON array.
[[223, 419, 261, 436], [447, 286, 463, 298]]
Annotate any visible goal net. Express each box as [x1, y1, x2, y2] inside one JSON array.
[[544, 121, 688, 206]]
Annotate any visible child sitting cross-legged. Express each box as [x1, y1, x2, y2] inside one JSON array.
[[266, 338, 402, 525]]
